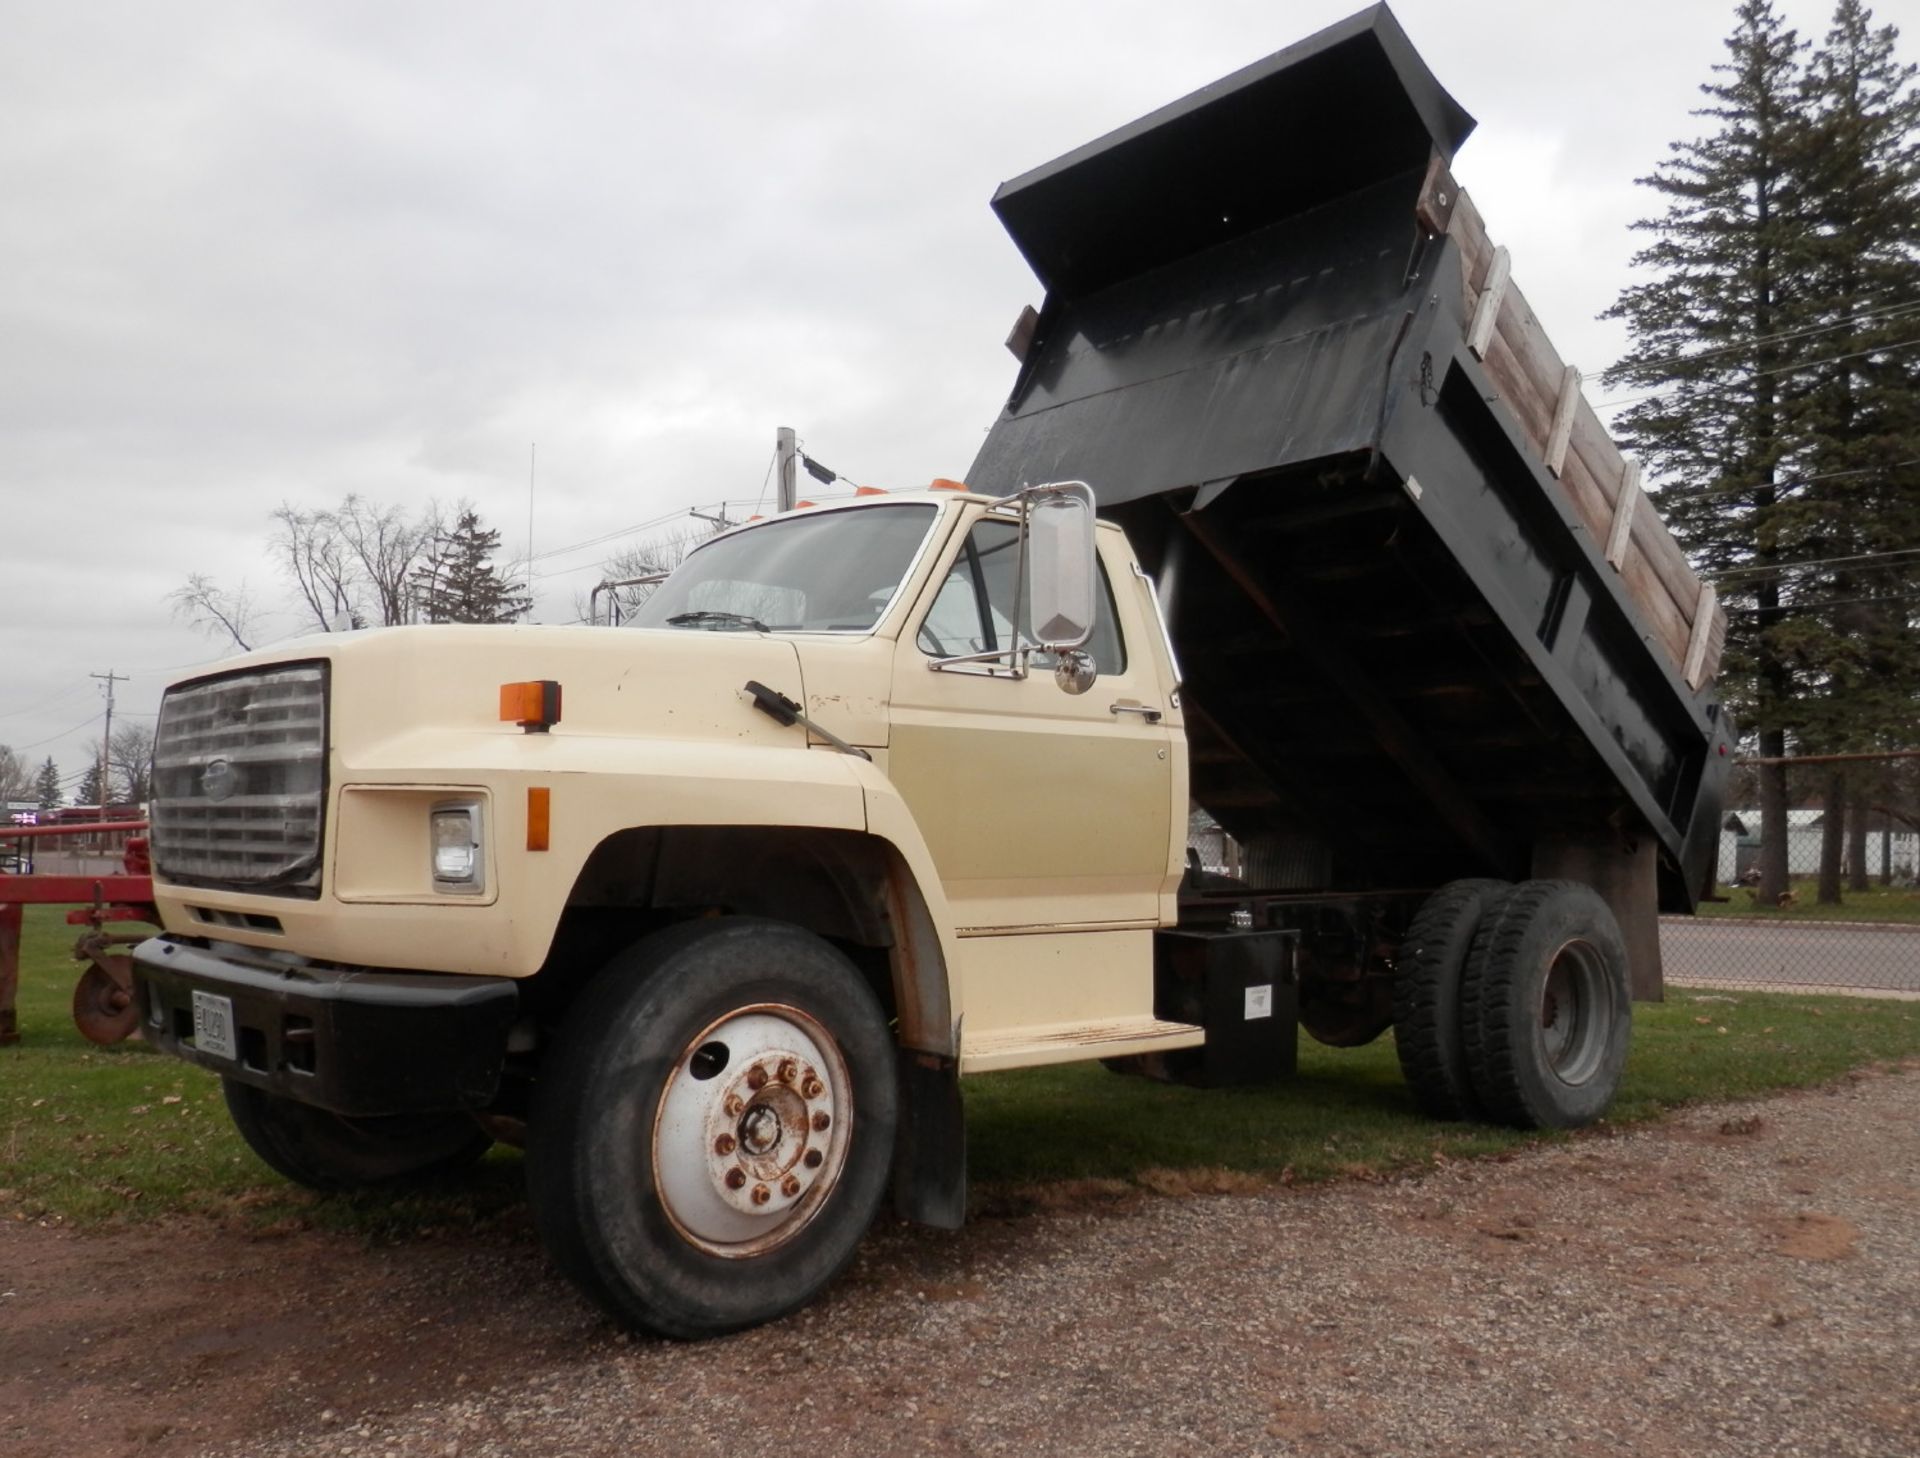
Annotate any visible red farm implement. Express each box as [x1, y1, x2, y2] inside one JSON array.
[[0, 818, 158, 1045]]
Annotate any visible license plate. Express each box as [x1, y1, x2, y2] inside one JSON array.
[[191, 991, 237, 1061]]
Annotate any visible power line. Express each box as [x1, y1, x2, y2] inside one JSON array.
[[9, 710, 105, 753], [0, 680, 94, 722], [1593, 334, 1920, 413], [1605, 294, 1920, 386], [522, 506, 710, 568], [752, 449, 778, 518], [1710, 547, 1920, 581], [1724, 590, 1920, 614], [1650, 457, 1920, 503]]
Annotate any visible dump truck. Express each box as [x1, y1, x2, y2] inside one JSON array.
[[130, 5, 1731, 1338]]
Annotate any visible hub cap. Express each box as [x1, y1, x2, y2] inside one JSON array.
[[652, 1005, 851, 1258], [1539, 939, 1611, 1086]]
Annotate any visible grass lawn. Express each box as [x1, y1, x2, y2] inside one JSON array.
[[1696, 882, 1920, 924], [1, 907, 527, 1237], [4, 906, 1917, 1232]]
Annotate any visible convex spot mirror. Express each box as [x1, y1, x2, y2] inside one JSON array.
[[1025, 483, 1096, 651]]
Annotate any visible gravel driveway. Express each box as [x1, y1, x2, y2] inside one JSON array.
[[7, 1067, 1917, 1458]]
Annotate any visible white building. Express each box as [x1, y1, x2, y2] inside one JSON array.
[[1718, 808, 1920, 884]]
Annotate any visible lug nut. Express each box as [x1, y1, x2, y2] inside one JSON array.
[[801, 1076, 824, 1099], [725, 1168, 747, 1190], [803, 1149, 824, 1169], [781, 1175, 801, 1198], [811, 1111, 831, 1132], [746, 1066, 768, 1091], [714, 1133, 736, 1156], [777, 1059, 797, 1084], [723, 1094, 744, 1117], [751, 1184, 771, 1206]]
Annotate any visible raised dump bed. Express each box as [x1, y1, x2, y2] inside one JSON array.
[[967, 4, 1732, 981]]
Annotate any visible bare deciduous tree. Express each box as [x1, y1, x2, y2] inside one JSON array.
[[168, 572, 255, 652], [272, 503, 359, 631], [271, 496, 443, 629], [583, 523, 724, 623], [335, 494, 442, 627], [0, 744, 35, 805], [109, 722, 156, 805]]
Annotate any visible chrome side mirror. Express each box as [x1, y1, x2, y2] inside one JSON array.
[[1024, 482, 1096, 651], [1053, 649, 1097, 695]]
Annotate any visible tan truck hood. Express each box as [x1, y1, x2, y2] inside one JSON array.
[[208, 624, 812, 768]]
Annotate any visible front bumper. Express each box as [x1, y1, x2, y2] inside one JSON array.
[[132, 936, 519, 1117]]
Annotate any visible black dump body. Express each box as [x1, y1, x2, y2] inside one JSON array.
[[968, 5, 1731, 915]]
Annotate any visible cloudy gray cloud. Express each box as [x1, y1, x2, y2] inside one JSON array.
[[0, 0, 1852, 789]]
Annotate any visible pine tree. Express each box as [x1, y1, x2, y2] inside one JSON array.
[[1787, 0, 1920, 899], [34, 756, 62, 810], [74, 761, 105, 809], [1603, 0, 1815, 904], [1783, 0, 1920, 754], [412, 509, 533, 625]]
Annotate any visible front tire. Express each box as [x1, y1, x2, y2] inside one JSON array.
[[222, 1080, 493, 1192], [1460, 879, 1632, 1130], [526, 917, 897, 1339]]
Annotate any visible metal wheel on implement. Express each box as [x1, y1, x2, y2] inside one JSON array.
[[527, 917, 897, 1339]]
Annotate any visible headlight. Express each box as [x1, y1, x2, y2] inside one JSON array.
[[430, 802, 485, 894]]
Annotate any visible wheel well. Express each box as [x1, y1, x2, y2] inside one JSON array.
[[531, 825, 953, 1056]]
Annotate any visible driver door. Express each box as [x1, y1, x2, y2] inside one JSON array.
[[886, 516, 1174, 932]]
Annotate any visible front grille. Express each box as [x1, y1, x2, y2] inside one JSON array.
[[151, 662, 328, 896]]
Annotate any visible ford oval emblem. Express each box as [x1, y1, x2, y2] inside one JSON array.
[[201, 757, 238, 802]]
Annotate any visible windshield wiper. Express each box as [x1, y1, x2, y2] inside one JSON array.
[[663, 610, 771, 632]]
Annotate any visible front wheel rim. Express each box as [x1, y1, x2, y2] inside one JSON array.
[[1538, 939, 1613, 1087], [651, 1004, 852, 1259]]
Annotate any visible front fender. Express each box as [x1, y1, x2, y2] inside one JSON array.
[[154, 738, 871, 978]]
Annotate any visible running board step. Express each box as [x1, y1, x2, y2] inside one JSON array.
[[959, 1017, 1204, 1075]]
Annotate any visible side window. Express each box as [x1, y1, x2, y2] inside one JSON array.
[[918, 521, 1128, 674]]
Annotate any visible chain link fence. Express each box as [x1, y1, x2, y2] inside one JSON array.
[[1662, 750, 1919, 996]]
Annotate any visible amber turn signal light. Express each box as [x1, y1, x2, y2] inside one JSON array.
[[527, 787, 551, 851], [500, 680, 562, 733]]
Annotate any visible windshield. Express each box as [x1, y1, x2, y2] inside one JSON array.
[[629, 503, 939, 633]]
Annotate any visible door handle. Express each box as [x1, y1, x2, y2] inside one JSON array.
[[1110, 702, 1163, 723]]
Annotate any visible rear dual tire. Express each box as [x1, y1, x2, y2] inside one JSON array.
[[1394, 877, 1631, 1130], [1392, 878, 1509, 1120], [1460, 879, 1631, 1130]]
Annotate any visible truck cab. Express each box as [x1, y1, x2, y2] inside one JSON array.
[[132, 485, 1228, 1337]]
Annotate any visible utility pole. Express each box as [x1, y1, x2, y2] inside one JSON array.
[[775, 427, 797, 513], [90, 670, 126, 813]]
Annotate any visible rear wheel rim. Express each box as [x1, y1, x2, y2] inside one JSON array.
[[1539, 939, 1611, 1086], [651, 1003, 852, 1259]]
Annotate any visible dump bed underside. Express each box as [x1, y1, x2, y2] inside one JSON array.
[[968, 4, 1731, 910]]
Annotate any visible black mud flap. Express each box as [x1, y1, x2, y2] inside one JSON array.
[[892, 1048, 965, 1229]]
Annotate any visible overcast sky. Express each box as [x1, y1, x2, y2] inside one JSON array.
[[0, 0, 1866, 792]]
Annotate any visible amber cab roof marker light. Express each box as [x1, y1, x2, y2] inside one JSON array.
[[500, 680, 562, 734]]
